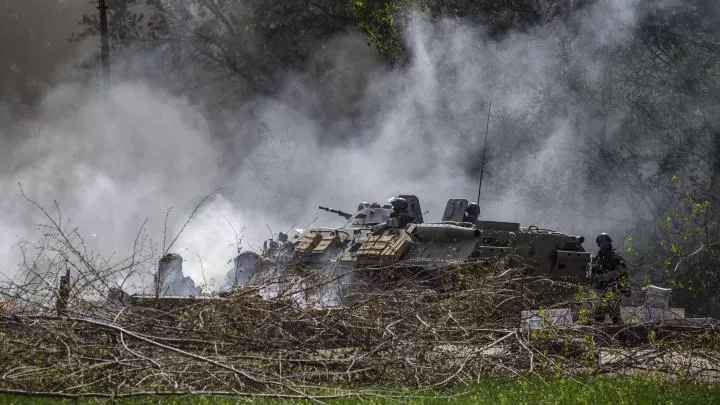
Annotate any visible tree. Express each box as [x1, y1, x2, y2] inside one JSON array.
[[349, 0, 586, 64], [72, 0, 354, 96], [578, 1, 720, 316]]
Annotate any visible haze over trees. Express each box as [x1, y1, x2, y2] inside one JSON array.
[[3, 1, 717, 315]]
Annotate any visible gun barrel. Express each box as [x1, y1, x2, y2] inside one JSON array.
[[318, 206, 352, 220]]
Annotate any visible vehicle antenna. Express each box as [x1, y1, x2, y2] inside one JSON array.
[[476, 101, 492, 215]]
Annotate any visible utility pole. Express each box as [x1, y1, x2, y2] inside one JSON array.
[[98, 0, 110, 87]]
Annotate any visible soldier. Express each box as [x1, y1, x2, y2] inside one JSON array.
[[463, 202, 481, 224], [388, 197, 414, 228], [372, 197, 414, 234], [588, 233, 630, 323]]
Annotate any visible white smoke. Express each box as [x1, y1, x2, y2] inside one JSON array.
[[0, 1, 655, 292]]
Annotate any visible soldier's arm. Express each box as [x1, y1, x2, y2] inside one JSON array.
[[599, 251, 628, 282], [599, 268, 625, 283], [613, 250, 627, 271]]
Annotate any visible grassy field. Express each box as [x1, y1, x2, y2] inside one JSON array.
[[1, 375, 719, 404]]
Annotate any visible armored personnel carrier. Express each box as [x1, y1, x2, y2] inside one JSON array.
[[227, 195, 591, 305]]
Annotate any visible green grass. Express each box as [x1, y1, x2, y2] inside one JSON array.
[[1, 375, 718, 404]]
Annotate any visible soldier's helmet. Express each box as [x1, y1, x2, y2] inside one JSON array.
[[596, 233, 612, 246], [466, 202, 480, 216], [388, 197, 408, 212]]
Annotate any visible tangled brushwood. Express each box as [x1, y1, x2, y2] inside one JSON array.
[[0, 257, 718, 399]]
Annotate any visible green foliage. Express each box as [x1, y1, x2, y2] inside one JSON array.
[[657, 175, 717, 295], [624, 173, 718, 317], [2, 375, 719, 404], [349, 0, 406, 63], [348, 0, 567, 63], [577, 306, 591, 325], [624, 234, 637, 256]]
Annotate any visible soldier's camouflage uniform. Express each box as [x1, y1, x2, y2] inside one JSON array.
[[589, 249, 630, 322], [590, 249, 629, 293]]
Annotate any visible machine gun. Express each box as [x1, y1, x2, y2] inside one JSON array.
[[318, 206, 353, 220], [586, 256, 594, 280], [585, 253, 603, 287]]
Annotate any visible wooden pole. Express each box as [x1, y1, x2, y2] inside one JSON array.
[[98, 0, 110, 87]]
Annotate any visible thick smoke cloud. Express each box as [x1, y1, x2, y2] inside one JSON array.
[[1, 1, 655, 293]]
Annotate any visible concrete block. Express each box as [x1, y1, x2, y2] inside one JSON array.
[[620, 307, 685, 324], [521, 308, 573, 331]]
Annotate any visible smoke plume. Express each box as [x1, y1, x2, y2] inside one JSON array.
[[0, 1, 671, 293]]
